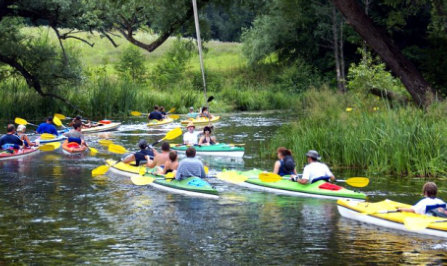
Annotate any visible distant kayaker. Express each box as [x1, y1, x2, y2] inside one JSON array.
[[398, 182, 446, 215], [197, 106, 214, 119], [187, 107, 197, 118], [17, 125, 36, 147], [69, 115, 95, 128], [64, 122, 89, 147], [148, 142, 171, 168], [183, 122, 200, 145], [273, 147, 297, 176], [160, 106, 167, 117], [36, 117, 58, 135], [123, 139, 154, 167], [198, 126, 217, 146], [148, 105, 163, 121], [295, 150, 335, 184], [0, 124, 23, 150], [158, 151, 179, 175], [175, 147, 206, 180]]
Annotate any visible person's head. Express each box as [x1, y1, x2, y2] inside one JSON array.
[[46, 117, 53, 124], [73, 122, 82, 131], [203, 126, 212, 135], [75, 115, 82, 121], [161, 142, 170, 152], [423, 182, 438, 198], [169, 151, 178, 162], [277, 147, 292, 159], [138, 139, 148, 150], [305, 150, 321, 163], [186, 122, 195, 132], [154, 105, 159, 111], [160, 106, 165, 112], [189, 107, 194, 113], [186, 147, 196, 158], [17, 124, 26, 133], [202, 107, 208, 113], [7, 124, 15, 133]]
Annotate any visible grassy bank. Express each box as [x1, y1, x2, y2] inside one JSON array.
[[267, 89, 447, 177], [0, 27, 295, 119]]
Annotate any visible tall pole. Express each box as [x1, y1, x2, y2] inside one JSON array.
[[192, 0, 208, 107]]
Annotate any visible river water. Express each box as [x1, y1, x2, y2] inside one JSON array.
[[0, 112, 446, 264]]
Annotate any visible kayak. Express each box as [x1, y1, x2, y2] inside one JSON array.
[[170, 143, 244, 157], [81, 122, 121, 133], [180, 116, 220, 125], [62, 140, 87, 154], [147, 117, 173, 127], [0, 147, 39, 161], [337, 199, 447, 238], [106, 159, 147, 177], [218, 169, 366, 201]]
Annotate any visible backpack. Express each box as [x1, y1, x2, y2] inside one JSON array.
[[283, 155, 296, 172]]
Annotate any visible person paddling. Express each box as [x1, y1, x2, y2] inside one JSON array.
[[398, 182, 446, 216], [295, 150, 335, 184], [158, 151, 179, 175], [183, 122, 200, 146], [148, 142, 171, 169], [148, 105, 163, 121], [123, 139, 154, 167], [17, 125, 36, 147], [64, 122, 89, 147], [273, 147, 297, 176], [160, 106, 167, 117], [197, 106, 213, 119], [0, 124, 23, 151], [187, 107, 197, 118], [198, 126, 217, 146], [175, 147, 206, 180], [36, 117, 58, 135]]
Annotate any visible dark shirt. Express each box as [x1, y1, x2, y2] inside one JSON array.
[[36, 122, 58, 135], [135, 149, 154, 166], [148, 111, 163, 120], [0, 134, 23, 149]]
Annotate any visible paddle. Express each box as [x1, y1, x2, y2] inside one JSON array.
[[403, 217, 447, 231], [131, 175, 155, 185], [54, 113, 66, 120], [256, 172, 370, 188], [168, 114, 180, 120], [167, 107, 176, 114], [52, 116, 64, 128], [88, 147, 98, 156], [99, 139, 114, 147], [14, 117, 38, 127], [92, 165, 110, 177], [40, 133, 57, 140], [216, 171, 248, 184], [130, 111, 146, 116], [150, 127, 182, 147], [259, 172, 282, 182], [38, 142, 61, 152], [108, 144, 128, 154]]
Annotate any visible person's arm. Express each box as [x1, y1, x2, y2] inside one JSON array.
[[183, 134, 189, 145], [175, 163, 183, 180], [325, 165, 335, 181], [198, 136, 204, 145], [23, 135, 34, 146], [298, 166, 310, 184], [397, 208, 415, 213], [211, 136, 217, 144], [161, 161, 170, 175], [147, 156, 157, 168], [273, 161, 281, 174]]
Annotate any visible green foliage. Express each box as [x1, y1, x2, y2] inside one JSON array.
[[275, 58, 324, 94], [115, 45, 147, 81]]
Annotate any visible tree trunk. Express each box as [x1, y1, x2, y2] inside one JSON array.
[[339, 18, 346, 91], [332, 5, 345, 92], [331, 0, 436, 107]]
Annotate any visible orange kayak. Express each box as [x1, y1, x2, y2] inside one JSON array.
[[62, 140, 87, 154]]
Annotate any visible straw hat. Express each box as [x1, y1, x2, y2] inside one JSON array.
[[186, 122, 195, 128]]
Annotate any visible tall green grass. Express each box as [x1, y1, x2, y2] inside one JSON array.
[[267, 88, 447, 177]]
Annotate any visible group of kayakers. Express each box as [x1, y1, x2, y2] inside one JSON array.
[[149, 105, 214, 121]]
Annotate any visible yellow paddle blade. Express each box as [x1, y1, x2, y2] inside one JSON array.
[[139, 166, 146, 176], [168, 107, 176, 113], [53, 116, 62, 127], [131, 175, 155, 185], [99, 139, 113, 147], [40, 133, 57, 140], [216, 171, 248, 184], [14, 117, 28, 125], [204, 165, 209, 174], [168, 114, 180, 120], [345, 177, 369, 188], [229, 143, 245, 147], [403, 217, 433, 231], [259, 172, 282, 182], [108, 144, 128, 154], [54, 113, 66, 120], [92, 165, 110, 177], [39, 142, 61, 152], [89, 147, 98, 156], [131, 111, 142, 116], [162, 127, 182, 141], [165, 172, 175, 179]]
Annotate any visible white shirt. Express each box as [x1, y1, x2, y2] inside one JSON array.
[[412, 197, 446, 215], [183, 131, 200, 145], [302, 162, 333, 182]]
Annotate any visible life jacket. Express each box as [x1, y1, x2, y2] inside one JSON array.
[[68, 137, 82, 144], [278, 155, 295, 176]]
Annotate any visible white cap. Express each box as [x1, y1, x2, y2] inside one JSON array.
[[17, 124, 26, 132]]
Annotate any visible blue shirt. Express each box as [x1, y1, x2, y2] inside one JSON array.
[[0, 134, 23, 149], [148, 111, 163, 120], [175, 157, 206, 180], [36, 122, 58, 135]]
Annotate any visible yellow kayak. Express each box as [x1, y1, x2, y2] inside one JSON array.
[[337, 199, 447, 238], [180, 116, 220, 125], [147, 117, 173, 127], [106, 159, 148, 177]]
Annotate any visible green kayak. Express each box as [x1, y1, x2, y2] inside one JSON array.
[[170, 143, 244, 157], [220, 169, 366, 201]]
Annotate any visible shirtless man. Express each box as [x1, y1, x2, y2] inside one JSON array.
[[148, 142, 171, 168]]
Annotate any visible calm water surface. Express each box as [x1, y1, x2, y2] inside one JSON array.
[[0, 112, 446, 264]]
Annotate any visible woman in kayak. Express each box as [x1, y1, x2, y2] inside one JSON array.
[[398, 182, 446, 215], [197, 107, 214, 119], [273, 147, 297, 176], [158, 151, 179, 175], [123, 139, 154, 167], [16, 125, 36, 147], [198, 126, 217, 146]]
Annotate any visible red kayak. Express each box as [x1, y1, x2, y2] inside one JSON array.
[[62, 140, 87, 154], [0, 148, 39, 161]]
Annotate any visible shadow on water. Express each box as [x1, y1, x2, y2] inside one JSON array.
[[0, 112, 445, 264]]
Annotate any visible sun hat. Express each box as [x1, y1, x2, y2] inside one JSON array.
[[17, 124, 26, 132], [305, 150, 321, 161], [186, 122, 195, 128]]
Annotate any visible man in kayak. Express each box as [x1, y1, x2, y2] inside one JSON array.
[[64, 122, 89, 147], [296, 150, 335, 184], [273, 147, 297, 176], [187, 107, 197, 118], [0, 124, 23, 150], [183, 122, 200, 145], [148, 105, 163, 121], [148, 142, 171, 168], [36, 117, 58, 135], [175, 147, 206, 180], [160, 106, 167, 117], [157, 151, 179, 175], [398, 182, 446, 215], [123, 139, 154, 166]]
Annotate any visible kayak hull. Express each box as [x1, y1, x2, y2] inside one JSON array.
[[337, 199, 447, 238], [82, 122, 121, 133], [62, 141, 87, 155], [149, 176, 218, 199], [0, 148, 39, 161], [147, 118, 173, 127], [180, 116, 220, 125], [171, 143, 244, 158], [106, 159, 145, 177]]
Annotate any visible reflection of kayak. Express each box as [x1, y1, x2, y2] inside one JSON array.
[[82, 122, 121, 133], [170, 143, 244, 157], [106, 159, 147, 176], [147, 118, 173, 127], [62, 140, 87, 154], [180, 116, 220, 125], [218, 169, 366, 200], [337, 199, 447, 238], [0, 148, 39, 161]]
